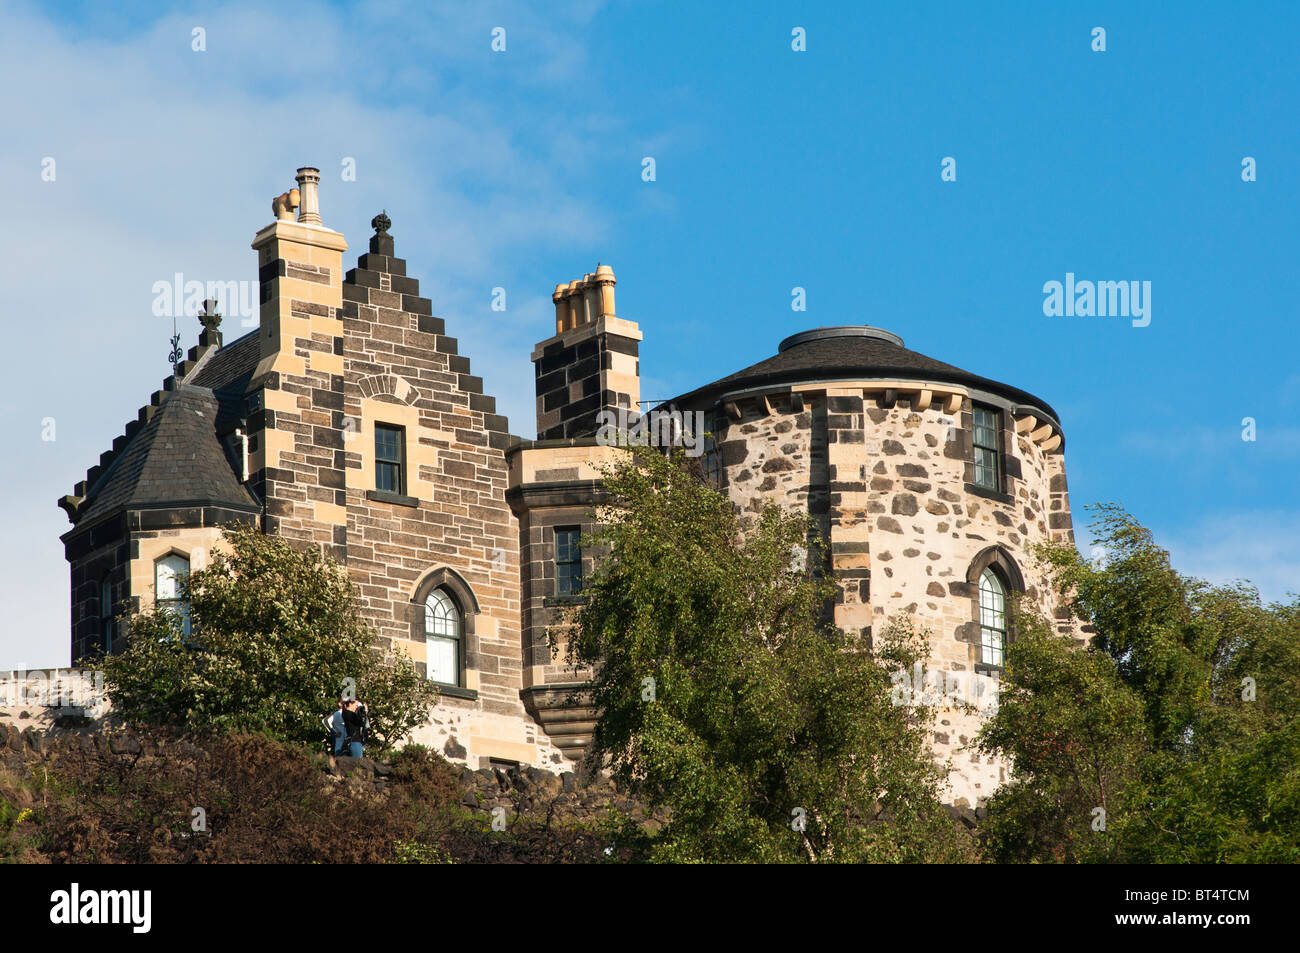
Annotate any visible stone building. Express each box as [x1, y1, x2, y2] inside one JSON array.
[[58, 168, 1076, 803]]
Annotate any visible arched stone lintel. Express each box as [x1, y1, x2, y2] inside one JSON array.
[[358, 373, 420, 405], [966, 545, 1025, 593]]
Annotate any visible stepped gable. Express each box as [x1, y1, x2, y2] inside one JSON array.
[[668, 325, 1061, 424], [72, 386, 259, 526], [342, 211, 511, 445]]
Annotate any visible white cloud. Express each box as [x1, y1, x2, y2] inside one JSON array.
[[1159, 512, 1300, 606], [1076, 510, 1300, 606], [0, 0, 627, 666]]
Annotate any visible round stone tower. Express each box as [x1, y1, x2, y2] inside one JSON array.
[[664, 325, 1078, 805]]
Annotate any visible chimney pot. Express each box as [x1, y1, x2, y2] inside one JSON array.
[[553, 284, 570, 333], [594, 264, 616, 317], [295, 167, 323, 225], [566, 280, 583, 330]]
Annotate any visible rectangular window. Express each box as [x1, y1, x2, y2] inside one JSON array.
[[972, 406, 1001, 491], [555, 527, 583, 596], [375, 424, 404, 494]]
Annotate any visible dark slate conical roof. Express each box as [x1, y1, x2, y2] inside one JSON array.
[[667, 325, 1060, 425], [76, 386, 259, 525]]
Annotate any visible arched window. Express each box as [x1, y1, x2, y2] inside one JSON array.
[[964, 545, 1024, 671], [424, 588, 461, 686], [99, 575, 115, 653], [410, 567, 478, 697], [155, 553, 191, 639], [978, 569, 1007, 667]]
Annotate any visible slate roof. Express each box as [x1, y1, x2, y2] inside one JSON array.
[[190, 328, 260, 393], [665, 326, 1061, 425], [189, 329, 261, 433], [76, 385, 260, 526]]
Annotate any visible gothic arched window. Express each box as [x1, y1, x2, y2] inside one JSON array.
[[965, 545, 1024, 672], [424, 588, 461, 686]]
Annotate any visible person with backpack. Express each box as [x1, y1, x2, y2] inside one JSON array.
[[323, 698, 347, 755], [341, 696, 369, 758]]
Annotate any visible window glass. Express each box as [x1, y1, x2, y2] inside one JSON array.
[[424, 588, 460, 685], [555, 527, 583, 596], [156, 554, 191, 638], [973, 406, 1001, 490], [376, 425, 403, 493], [100, 577, 114, 651], [979, 569, 1006, 667]]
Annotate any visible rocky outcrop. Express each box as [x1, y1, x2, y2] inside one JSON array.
[[0, 724, 666, 833], [320, 747, 666, 830]]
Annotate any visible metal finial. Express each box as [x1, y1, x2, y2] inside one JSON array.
[[169, 311, 183, 379]]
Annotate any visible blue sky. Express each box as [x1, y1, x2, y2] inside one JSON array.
[[2, 0, 1297, 667]]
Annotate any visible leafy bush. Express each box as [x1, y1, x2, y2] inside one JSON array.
[[978, 504, 1300, 863], [95, 523, 437, 754]]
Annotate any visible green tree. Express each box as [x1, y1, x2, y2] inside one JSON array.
[[562, 448, 969, 863], [94, 523, 437, 753], [978, 503, 1300, 862]]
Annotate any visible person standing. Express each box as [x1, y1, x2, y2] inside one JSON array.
[[341, 697, 367, 758]]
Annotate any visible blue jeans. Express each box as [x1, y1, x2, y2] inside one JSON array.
[[348, 741, 364, 758]]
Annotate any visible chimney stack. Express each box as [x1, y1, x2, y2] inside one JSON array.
[[532, 263, 640, 440], [247, 166, 348, 546]]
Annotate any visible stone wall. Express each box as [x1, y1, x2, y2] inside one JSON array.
[[337, 225, 522, 726], [64, 517, 258, 665], [65, 535, 128, 665]]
